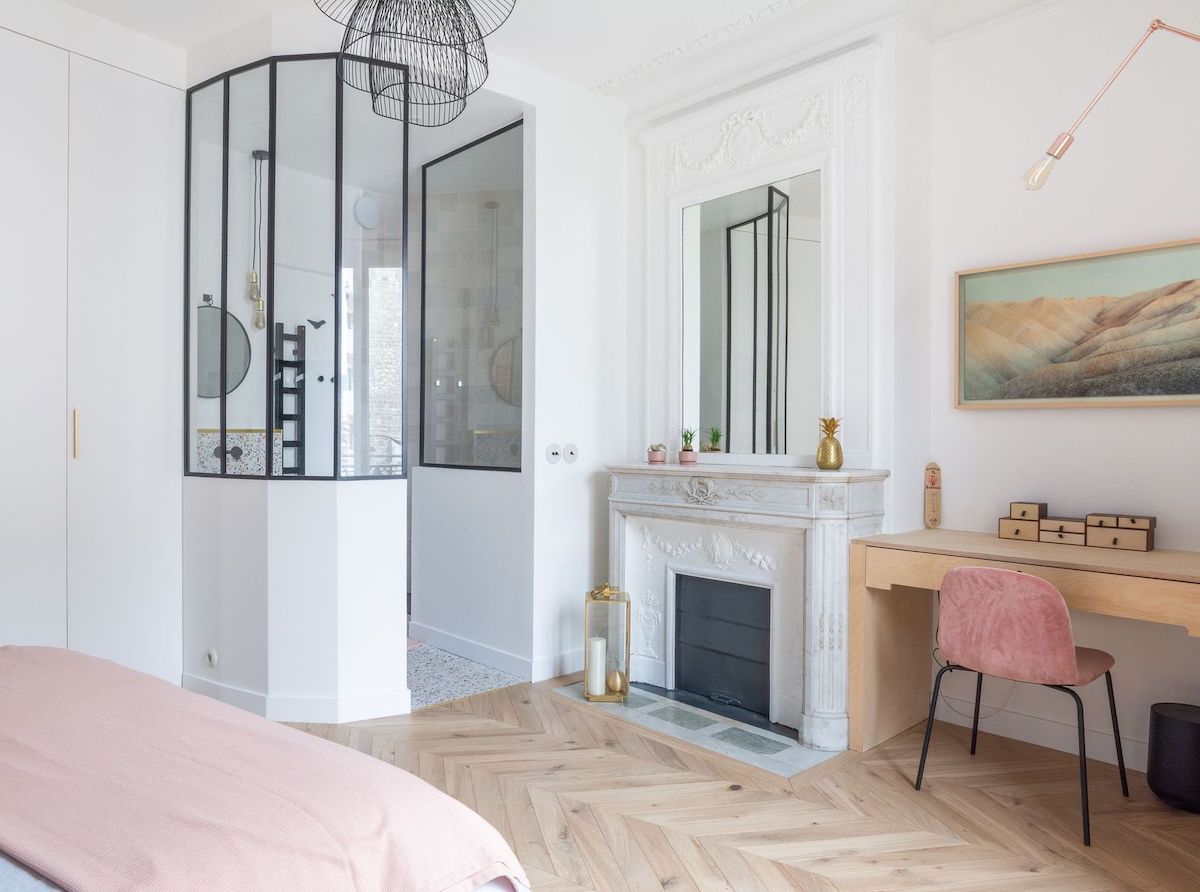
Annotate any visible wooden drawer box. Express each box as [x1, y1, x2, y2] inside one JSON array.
[[1086, 526, 1154, 552], [1040, 517, 1086, 535], [1118, 515, 1156, 530], [1086, 514, 1118, 528], [1010, 502, 1048, 521], [1040, 529, 1086, 546], [999, 517, 1040, 541]]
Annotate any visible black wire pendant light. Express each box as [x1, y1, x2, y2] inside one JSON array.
[[315, 0, 516, 39], [315, 0, 517, 126]]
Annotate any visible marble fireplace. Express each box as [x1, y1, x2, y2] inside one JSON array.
[[608, 464, 887, 750]]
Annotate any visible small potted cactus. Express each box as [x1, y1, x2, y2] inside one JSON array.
[[646, 443, 667, 463], [702, 427, 722, 453], [679, 429, 698, 464]]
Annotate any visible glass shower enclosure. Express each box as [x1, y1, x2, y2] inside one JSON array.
[[185, 53, 409, 479]]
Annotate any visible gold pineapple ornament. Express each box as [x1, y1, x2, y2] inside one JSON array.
[[816, 417, 844, 470]]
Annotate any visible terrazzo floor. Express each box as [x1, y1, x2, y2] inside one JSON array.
[[554, 682, 838, 776], [407, 642, 522, 710]]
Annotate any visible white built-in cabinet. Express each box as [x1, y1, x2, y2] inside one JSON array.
[[0, 33, 183, 682]]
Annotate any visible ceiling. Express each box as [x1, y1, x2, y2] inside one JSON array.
[[56, 0, 299, 49], [57, 0, 1056, 92]]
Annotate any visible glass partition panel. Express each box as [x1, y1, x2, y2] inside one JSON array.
[[187, 81, 225, 474], [421, 121, 524, 471], [340, 75, 407, 477], [223, 65, 271, 475], [185, 54, 408, 480], [274, 59, 337, 477]]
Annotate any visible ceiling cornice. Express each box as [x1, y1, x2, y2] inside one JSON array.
[[591, 0, 816, 95]]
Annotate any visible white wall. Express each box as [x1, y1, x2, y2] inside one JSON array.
[[0, 27, 68, 648], [412, 59, 629, 682], [517, 60, 628, 680], [184, 479, 409, 722], [929, 0, 1200, 769]]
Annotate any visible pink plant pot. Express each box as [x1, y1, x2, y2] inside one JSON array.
[[647, 450, 667, 463], [679, 450, 698, 464]]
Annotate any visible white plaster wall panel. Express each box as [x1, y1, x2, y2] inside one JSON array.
[[266, 481, 339, 709], [0, 30, 68, 648], [410, 466, 535, 678], [65, 55, 184, 682], [182, 477, 269, 711], [335, 479, 410, 721], [638, 43, 886, 471]]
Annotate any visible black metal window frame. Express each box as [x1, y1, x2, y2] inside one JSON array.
[[183, 52, 410, 481], [723, 184, 789, 455], [418, 118, 525, 473]]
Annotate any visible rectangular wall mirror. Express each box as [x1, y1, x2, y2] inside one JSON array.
[[682, 170, 822, 456]]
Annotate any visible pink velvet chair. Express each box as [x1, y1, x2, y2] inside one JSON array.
[[915, 566, 1129, 846]]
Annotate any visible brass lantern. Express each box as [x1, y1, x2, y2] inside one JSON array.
[[583, 584, 631, 703]]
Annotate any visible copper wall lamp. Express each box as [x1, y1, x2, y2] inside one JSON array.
[[1024, 18, 1200, 190]]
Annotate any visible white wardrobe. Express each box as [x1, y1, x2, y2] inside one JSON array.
[[0, 30, 183, 682]]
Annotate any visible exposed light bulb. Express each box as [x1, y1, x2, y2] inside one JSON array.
[[247, 271, 266, 330], [1022, 132, 1074, 191], [1022, 154, 1057, 190]]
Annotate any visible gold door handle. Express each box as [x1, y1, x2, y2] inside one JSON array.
[[72, 409, 79, 459]]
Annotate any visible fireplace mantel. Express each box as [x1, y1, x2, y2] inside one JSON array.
[[608, 463, 889, 750]]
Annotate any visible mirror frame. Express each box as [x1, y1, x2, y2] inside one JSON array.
[[638, 43, 883, 470]]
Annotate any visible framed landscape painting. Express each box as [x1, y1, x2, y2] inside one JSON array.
[[956, 238, 1200, 408]]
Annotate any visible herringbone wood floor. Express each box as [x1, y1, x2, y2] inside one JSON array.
[[297, 675, 1200, 890]]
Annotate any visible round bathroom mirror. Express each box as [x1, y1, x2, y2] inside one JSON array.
[[491, 336, 522, 406], [196, 304, 252, 398], [353, 194, 381, 230]]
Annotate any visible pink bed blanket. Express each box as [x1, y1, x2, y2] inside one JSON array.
[[0, 646, 527, 891]]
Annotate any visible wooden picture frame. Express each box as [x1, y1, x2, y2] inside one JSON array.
[[955, 237, 1200, 409]]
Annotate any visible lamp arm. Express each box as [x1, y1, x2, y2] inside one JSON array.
[[1051, 19, 1200, 158]]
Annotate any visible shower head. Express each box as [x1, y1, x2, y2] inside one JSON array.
[[252, 149, 270, 161]]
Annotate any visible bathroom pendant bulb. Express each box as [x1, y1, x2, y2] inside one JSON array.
[[247, 271, 267, 331]]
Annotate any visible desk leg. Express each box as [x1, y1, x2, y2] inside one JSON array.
[[848, 542, 936, 752]]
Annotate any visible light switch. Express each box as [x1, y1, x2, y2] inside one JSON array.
[[564, 444, 579, 463], [546, 444, 562, 464]]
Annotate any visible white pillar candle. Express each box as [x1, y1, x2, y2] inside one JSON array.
[[586, 636, 607, 697]]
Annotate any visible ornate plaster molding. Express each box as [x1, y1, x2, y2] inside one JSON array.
[[591, 0, 813, 96]]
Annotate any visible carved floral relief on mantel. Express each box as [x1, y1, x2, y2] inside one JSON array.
[[608, 465, 888, 749]]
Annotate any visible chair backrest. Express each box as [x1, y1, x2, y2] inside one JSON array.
[[938, 567, 1078, 685]]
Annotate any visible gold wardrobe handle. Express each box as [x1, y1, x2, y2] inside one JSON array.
[[72, 409, 79, 459]]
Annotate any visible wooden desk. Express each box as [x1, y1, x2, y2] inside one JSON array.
[[848, 529, 1200, 752]]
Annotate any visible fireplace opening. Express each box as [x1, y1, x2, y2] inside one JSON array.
[[673, 575, 771, 719]]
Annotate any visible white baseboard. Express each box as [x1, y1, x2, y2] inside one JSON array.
[[267, 688, 411, 725], [410, 621, 533, 679], [532, 647, 583, 683], [183, 674, 411, 724], [630, 654, 667, 688], [183, 673, 267, 715], [937, 694, 1147, 773]]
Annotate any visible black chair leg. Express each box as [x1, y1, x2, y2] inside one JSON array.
[[1049, 684, 1090, 846], [1105, 671, 1129, 798], [970, 672, 984, 755], [915, 663, 955, 791]]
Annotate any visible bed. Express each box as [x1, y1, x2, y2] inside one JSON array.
[[0, 646, 528, 891]]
